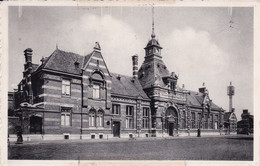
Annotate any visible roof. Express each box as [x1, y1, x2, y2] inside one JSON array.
[[224, 112, 232, 121], [40, 49, 85, 75], [82, 52, 93, 69], [32, 64, 39, 72], [186, 91, 221, 110], [145, 38, 162, 48], [110, 73, 150, 100], [138, 59, 170, 89]]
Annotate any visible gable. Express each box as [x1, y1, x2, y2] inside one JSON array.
[[187, 91, 221, 110], [83, 51, 111, 78]]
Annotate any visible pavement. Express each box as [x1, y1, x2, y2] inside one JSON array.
[[8, 134, 252, 146], [8, 134, 253, 160]]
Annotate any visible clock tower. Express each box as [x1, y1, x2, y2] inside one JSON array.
[[144, 9, 162, 60]]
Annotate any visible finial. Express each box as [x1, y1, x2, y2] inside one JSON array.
[[230, 81, 232, 85], [94, 42, 101, 51], [151, 6, 156, 39], [56, 43, 58, 50], [202, 82, 205, 87], [182, 84, 185, 89], [40, 56, 45, 64]]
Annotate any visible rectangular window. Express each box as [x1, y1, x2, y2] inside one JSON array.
[[215, 115, 219, 129], [142, 107, 149, 129], [191, 112, 195, 129], [62, 79, 71, 96], [126, 106, 134, 129], [93, 84, 100, 99], [61, 107, 71, 126], [96, 112, 103, 127], [89, 115, 95, 127], [112, 104, 120, 115], [204, 114, 208, 129], [209, 114, 213, 129], [182, 111, 186, 129], [126, 106, 134, 116]]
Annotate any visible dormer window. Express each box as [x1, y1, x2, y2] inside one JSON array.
[[74, 61, 80, 68]]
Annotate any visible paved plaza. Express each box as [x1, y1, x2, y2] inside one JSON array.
[[8, 135, 253, 160]]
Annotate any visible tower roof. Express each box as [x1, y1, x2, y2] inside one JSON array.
[[145, 7, 162, 49], [145, 38, 162, 49]]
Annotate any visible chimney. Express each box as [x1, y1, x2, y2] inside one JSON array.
[[132, 54, 138, 78], [199, 82, 206, 94], [243, 109, 248, 114], [199, 82, 209, 96], [24, 48, 33, 72]]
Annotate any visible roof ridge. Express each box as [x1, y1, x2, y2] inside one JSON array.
[[110, 72, 133, 78], [57, 49, 84, 58]]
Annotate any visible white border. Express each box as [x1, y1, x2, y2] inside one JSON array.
[[1, 1, 259, 166]]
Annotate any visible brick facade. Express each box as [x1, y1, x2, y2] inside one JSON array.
[[9, 32, 226, 140]]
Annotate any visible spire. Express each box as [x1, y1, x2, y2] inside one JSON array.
[[151, 6, 156, 39]]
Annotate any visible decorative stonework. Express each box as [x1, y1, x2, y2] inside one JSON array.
[[111, 96, 136, 104]]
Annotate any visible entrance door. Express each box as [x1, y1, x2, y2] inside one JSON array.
[[30, 116, 42, 134], [113, 121, 120, 137], [169, 123, 174, 136]]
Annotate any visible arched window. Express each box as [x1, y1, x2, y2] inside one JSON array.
[[96, 110, 104, 127], [89, 110, 96, 127], [91, 72, 104, 99]]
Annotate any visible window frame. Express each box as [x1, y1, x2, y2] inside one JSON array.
[[96, 110, 104, 128], [142, 107, 149, 129], [126, 106, 134, 129], [93, 83, 101, 99], [215, 115, 219, 129], [89, 110, 96, 127], [204, 113, 208, 129], [62, 79, 71, 96], [61, 107, 72, 127], [182, 111, 186, 129], [112, 104, 121, 115], [191, 112, 195, 129]]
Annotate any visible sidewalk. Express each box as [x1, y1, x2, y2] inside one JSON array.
[[9, 134, 251, 146]]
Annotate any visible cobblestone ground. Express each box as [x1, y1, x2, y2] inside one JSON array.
[[8, 135, 253, 160]]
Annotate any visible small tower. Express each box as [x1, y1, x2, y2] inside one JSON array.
[[227, 82, 235, 112], [144, 6, 162, 59]]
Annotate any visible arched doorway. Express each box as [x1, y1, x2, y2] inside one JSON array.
[[165, 107, 178, 136], [29, 116, 42, 134]]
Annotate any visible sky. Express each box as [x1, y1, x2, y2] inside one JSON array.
[[8, 6, 253, 120]]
